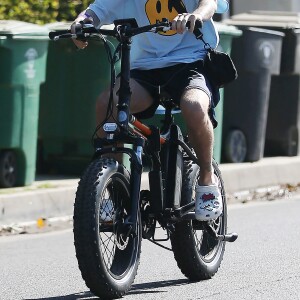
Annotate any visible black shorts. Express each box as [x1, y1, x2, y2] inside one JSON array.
[[130, 60, 220, 128]]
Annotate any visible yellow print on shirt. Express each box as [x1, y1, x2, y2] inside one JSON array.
[[145, 0, 187, 35]]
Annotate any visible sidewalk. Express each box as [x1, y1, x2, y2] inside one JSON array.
[[1, 156, 300, 227]]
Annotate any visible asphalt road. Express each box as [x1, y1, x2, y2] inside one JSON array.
[[1, 196, 300, 300]]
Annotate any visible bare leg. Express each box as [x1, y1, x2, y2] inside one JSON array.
[[95, 78, 154, 161], [96, 78, 154, 132], [180, 88, 215, 186]]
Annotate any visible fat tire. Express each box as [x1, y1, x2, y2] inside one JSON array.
[[170, 159, 227, 281], [73, 158, 142, 299]]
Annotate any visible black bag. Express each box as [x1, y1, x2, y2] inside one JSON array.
[[195, 30, 238, 88], [204, 48, 238, 88]]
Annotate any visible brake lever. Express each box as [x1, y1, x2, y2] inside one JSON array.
[[154, 18, 203, 37], [53, 33, 77, 41], [152, 18, 172, 33]]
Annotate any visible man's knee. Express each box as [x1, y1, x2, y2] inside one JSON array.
[[180, 89, 210, 124]]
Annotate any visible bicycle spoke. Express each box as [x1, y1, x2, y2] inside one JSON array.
[[100, 232, 116, 269]]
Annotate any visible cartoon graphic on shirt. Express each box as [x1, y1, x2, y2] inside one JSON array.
[[145, 0, 187, 35]]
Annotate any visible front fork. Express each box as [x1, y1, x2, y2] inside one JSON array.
[[94, 134, 144, 236]]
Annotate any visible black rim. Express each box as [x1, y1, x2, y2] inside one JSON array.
[[96, 175, 139, 279]]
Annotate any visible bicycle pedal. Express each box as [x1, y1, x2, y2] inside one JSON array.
[[222, 232, 238, 243], [205, 223, 238, 243]]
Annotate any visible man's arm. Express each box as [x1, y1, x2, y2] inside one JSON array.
[[172, 0, 217, 34]]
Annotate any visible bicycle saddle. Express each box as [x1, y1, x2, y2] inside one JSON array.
[[159, 89, 181, 113]]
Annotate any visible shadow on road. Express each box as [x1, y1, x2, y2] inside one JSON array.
[[129, 278, 190, 295], [24, 278, 190, 299], [24, 291, 97, 300]]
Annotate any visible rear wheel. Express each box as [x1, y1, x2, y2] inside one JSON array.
[[73, 158, 141, 299], [170, 159, 227, 280]]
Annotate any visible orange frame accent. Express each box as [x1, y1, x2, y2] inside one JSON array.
[[131, 119, 166, 144]]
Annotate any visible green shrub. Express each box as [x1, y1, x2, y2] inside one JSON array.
[[0, 0, 91, 24]]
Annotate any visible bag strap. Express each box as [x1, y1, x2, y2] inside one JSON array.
[[194, 29, 214, 52]]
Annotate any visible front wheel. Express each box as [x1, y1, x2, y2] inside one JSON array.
[[170, 159, 227, 281], [73, 158, 142, 299]]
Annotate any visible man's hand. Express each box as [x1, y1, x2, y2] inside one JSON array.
[[71, 11, 93, 49], [172, 0, 217, 34], [171, 13, 202, 34]]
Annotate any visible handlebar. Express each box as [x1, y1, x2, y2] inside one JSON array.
[[48, 24, 117, 41], [49, 18, 203, 41]]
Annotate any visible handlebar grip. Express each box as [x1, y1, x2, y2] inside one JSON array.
[[186, 19, 203, 30], [49, 30, 71, 40], [194, 19, 203, 30]]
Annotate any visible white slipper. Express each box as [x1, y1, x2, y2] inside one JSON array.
[[195, 182, 223, 221]]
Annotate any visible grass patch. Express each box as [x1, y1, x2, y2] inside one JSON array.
[[36, 183, 56, 189]]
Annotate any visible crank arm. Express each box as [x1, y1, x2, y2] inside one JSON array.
[[171, 201, 195, 219]]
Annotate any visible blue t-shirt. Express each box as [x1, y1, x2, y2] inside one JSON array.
[[88, 0, 228, 70]]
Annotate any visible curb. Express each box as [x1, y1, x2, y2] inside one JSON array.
[[220, 156, 300, 194], [1, 156, 300, 227]]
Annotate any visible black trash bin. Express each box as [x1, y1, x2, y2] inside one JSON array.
[[227, 11, 300, 74], [221, 25, 284, 163], [226, 11, 300, 157], [264, 19, 300, 156], [280, 27, 300, 74], [265, 74, 300, 156]]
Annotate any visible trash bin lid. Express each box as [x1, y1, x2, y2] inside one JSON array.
[[215, 22, 242, 36], [224, 11, 300, 29], [243, 26, 284, 37], [44, 22, 72, 31], [0, 20, 49, 37]]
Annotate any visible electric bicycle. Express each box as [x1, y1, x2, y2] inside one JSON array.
[[49, 18, 237, 299]]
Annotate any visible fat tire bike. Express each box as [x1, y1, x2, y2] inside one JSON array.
[[50, 18, 238, 299]]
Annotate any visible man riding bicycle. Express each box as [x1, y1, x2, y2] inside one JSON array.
[[71, 0, 229, 222]]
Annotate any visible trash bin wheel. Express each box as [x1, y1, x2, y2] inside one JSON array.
[[225, 129, 247, 163], [0, 150, 17, 188], [287, 126, 299, 156]]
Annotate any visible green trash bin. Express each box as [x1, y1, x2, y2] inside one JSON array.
[[214, 22, 242, 163], [39, 23, 119, 175], [0, 20, 49, 188]]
